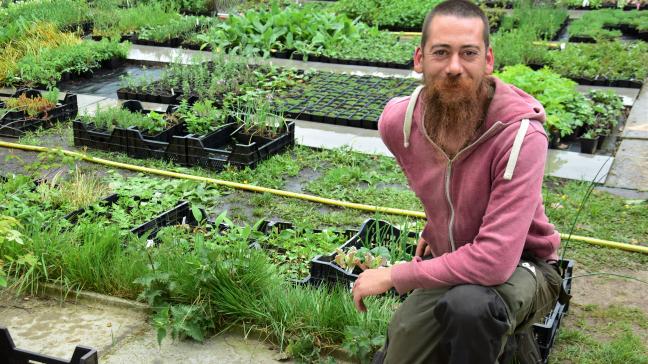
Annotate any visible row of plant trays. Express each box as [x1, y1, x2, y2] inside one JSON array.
[[180, 42, 414, 70], [73, 101, 295, 170], [116, 86, 182, 105], [482, 1, 647, 10], [569, 23, 648, 43], [525, 63, 644, 88], [0, 89, 78, 138], [282, 108, 379, 130]]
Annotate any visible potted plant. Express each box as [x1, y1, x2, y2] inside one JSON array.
[[579, 129, 600, 154]]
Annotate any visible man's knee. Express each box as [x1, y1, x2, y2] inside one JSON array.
[[434, 285, 509, 326]]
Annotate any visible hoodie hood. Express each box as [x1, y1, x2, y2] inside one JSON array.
[[484, 76, 546, 128]]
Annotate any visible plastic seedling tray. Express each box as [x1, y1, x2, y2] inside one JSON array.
[[0, 326, 98, 364], [73, 101, 185, 159], [309, 218, 417, 288], [168, 121, 295, 170], [130, 200, 207, 238], [0, 89, 78, 138], [63, 193, 119, 224]]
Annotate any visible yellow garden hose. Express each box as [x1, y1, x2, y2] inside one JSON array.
[[0, 140, 646, 254]]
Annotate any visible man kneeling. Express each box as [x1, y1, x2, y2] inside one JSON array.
[[351, 1, 563, 363]]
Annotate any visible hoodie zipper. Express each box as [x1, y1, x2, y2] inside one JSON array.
[[440, 122, 505, 252]]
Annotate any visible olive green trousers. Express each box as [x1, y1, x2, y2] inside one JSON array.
[[379, 257, 562, 364]]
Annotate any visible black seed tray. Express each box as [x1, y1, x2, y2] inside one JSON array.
[[130, 200, 208, 238], [63, 193, 119, 224], [168, 121, 295, 170], [72, 101, 186, 160], [0, 326, 98, 364], [0, 89, 78, 138], [532, 259, 574, 364], [309, 218, 417, 287]]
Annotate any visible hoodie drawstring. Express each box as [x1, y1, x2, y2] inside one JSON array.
[[503, 119, 530, 180], [403, 85, 425, 148]]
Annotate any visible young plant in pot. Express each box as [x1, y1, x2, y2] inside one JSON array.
[[579, 129, 600, 154]]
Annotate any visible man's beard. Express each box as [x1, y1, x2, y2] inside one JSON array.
[[422, 75, 491, 158]]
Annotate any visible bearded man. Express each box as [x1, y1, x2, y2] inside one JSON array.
[[351, 1, 565, 363]]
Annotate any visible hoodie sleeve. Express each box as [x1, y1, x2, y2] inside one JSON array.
[[391, 125, 549, 294]]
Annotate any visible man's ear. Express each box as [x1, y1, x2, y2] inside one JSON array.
[[485, 46, 494, 75], [414, 46, 424, 74]]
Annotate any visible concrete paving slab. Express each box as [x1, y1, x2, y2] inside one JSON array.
[[101, 327, 286, 364], [294, 119, 391, 156], [545, 149, 613, 183], [604, 139, 648, 191], [76, 94, 109, 110], [78, 98, 120, 116], [0, 294, 147, 360], [622, 85, 648, 140]]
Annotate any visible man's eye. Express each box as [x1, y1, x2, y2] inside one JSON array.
[[433, 50, 447, 56], [464, 50, 478, 57]]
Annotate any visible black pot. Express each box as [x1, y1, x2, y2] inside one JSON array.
[[579, 136, 599, 154], [549, 131, 562, 149], [597, 134, 609, 150]]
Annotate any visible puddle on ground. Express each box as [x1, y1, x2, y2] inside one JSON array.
[[57, 64, 164, 99]]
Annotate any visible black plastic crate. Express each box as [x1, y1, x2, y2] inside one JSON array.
[[73, 101, 185, 159], [532, 259, 575, 364], [168, 121, 295, 170], [130, 200, 206, 238], [0, 89, 78, 138], [0, 326, 98, 364], [309, 219, 417, 287], [63, 193, 119, 224]]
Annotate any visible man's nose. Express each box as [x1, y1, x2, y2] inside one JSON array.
[[446, 53, 463, 77]]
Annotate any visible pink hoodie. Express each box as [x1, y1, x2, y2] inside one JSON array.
[[379, 76, 560, 294]]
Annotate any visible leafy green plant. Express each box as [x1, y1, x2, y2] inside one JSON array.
[[548, 41, 648, 81], [8, 39, 130, 87], [174, 99, 228, 135], [138, 16, 217, 43], [343, 326, 385, 364], [498, 4, 568, 41], [256, 227, 347, 280], [0, 0, 90, 31], [496, 65, 593, 137], [0, 215, 27, 287]]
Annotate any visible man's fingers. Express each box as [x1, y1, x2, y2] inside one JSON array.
[[416, 238, 426, 257], [353, 291, 367, 312]]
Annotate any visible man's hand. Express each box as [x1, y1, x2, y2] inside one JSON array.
[[415, 237, 431, 257], [352, 266, 394, 312]]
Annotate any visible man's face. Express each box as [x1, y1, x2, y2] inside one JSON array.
[[414, 14, 494, 100]]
